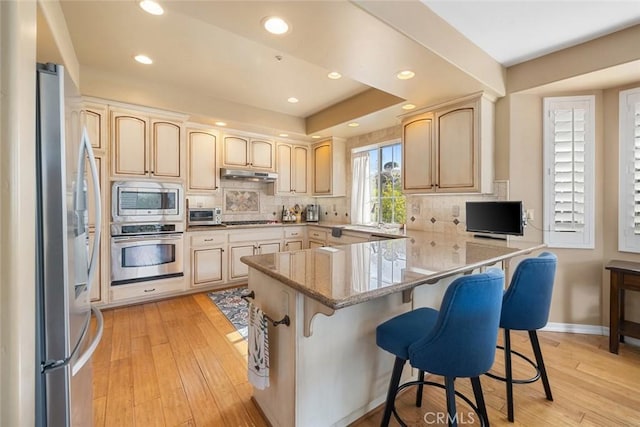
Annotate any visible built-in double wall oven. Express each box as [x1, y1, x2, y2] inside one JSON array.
[[110, 181, 185, 286]]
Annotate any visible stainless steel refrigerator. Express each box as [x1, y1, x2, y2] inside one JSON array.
[[35, 63, 103, 426]]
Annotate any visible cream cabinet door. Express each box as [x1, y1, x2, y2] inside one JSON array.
[[188, 130, 218, 191], [81, 107, 106, 151], [229, 244, 255, 280], [223, 136, 249, 167], [309, 240, 324, 249], [249, 139, 274, 170], [292, 145, 308, 194], [112, 113, 147, 176], [88, 232, 101, 303], [284, 240, 303, 251], [437, 107, 475, 191], [276, 144, 293, 193], [152, 120, 181, 178], [193, 247, 225, 285], [403, 115, 434, 192], [313, 142, 331, 194], [257, 241, 280, 254]]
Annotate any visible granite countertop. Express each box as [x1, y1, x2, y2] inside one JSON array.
[[241, 233, 546, 309]]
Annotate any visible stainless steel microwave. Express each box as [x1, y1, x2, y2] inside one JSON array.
[[188, 207, 222, 226], [112, 181, 184, 223]]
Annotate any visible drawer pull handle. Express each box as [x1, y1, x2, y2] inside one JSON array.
[[291, 233, 298, 236], [204, 238, 214, 242], [144, 288, 156, 293]]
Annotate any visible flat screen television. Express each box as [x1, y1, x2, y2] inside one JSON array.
[[465, 201, 524, 238]]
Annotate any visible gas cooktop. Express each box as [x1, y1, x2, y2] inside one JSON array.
[[222, 220, 276, 226]]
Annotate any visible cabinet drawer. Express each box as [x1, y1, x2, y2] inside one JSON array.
[[308, 229, 327, 241], [229, 228, 283, 242], [284, 227, 304, 238], [110, 279, 184, 302], [191, 233, 227, 247]]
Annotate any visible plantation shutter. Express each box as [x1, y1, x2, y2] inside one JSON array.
[[551, 107, 585, 232], [543, 96, 595, 249], [618, 88, 640, 252]]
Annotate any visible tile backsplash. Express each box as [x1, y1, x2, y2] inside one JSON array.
[[186, 178, 509, 232], [186, 179, 315, 222]]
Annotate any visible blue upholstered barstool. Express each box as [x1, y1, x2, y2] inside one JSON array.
[[486, 252, 557, 422], [376, 269, 505, 427]]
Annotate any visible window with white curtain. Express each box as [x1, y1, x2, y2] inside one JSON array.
[[619, 87, 640, 253], [351, 141, 405, 225], [543, 96, 595, 248]]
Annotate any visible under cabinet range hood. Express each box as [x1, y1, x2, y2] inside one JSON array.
[[220, 168, 278, 182]]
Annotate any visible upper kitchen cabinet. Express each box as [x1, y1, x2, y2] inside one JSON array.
[[402, 93, 494, 194], [222, 134, 275, 171], [81, 102, 107, 152], [186, 126, 220, 192], [312, 137, 346, 197], [271, 142, 310, 196], [110, 107, 185, 180]]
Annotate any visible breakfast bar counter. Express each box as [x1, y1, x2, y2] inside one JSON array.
[[240, 233, 545, 427]]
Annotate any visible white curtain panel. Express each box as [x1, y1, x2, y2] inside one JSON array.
[[351, 152, 371, 225]]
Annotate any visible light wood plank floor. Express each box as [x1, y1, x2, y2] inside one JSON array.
[[93, 292, 640, 426]]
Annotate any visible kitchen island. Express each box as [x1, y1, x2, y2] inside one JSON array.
[[241, 233, 546, 427]]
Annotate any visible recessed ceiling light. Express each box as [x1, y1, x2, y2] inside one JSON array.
[[347, 122, 359, 127], [327, 71, 342, 80], [279, 133, 289, 137], [139, 0, 164, 15], [215, 121, 227, 127], [287, 97, 299, 104], [402, 104, 416, 110], [311, 135, 322, 139], [263, 17, 289, 35], [134, 54, 153, 65], [396, 70, 415, 80]]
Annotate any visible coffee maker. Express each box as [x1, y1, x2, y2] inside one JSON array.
[[305, 204, 320, 222]]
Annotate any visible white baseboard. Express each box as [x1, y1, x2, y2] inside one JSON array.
[[541, 322, 640, 347]]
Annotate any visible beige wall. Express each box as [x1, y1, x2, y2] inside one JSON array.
[[507, 92, 605, 325], [0, 1, 37, 425], [503, 83, 640, 326]]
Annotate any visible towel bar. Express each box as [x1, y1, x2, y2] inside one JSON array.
[[241, 291, 291, 327]]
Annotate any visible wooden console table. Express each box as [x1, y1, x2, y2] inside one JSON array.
[[606, 260, 640, 354]]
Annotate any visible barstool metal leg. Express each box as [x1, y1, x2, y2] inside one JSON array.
[[444, 376, 458, 427], [529, 330, 553, 401], [381, 357, 406, 427], [471, 376, 489, 427], [504, 329, 514, 422], [416, 370, 425, 407]]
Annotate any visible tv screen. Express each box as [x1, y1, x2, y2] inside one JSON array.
[[465, 201, 524, 237]]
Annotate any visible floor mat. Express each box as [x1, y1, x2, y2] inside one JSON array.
[[208, 286, 249, 339]]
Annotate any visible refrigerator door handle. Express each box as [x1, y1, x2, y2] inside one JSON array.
[[84, 127, 102, 290], [72, 306, 104, 376]]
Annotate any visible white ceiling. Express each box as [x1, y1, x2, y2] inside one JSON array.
[[43, 1, 640, 141], [423, 0, 640, 66]]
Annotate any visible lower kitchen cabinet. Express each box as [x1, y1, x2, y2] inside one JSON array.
[[228, 228, 284, 281], [308, 240, 325, 249], [190, 231, 228, 287], [284, 226, 305, 251], [229, 241, 281, 280], [192, 246, 226, 286]]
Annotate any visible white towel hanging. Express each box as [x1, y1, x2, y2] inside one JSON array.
[[248, 302, 270, 389]]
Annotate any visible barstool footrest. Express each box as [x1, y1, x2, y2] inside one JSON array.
[[485, 345, 541, 384], [390, 379, 487, 427]]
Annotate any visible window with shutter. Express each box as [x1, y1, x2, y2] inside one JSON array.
[[619, 87, 640, 253], [543, 96, 595, 249]]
